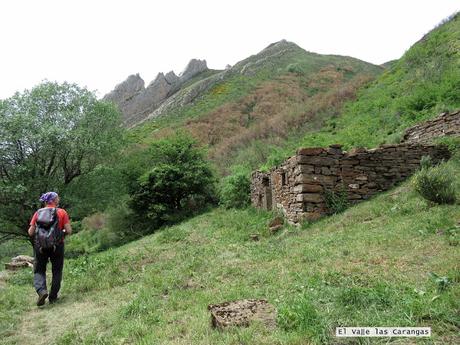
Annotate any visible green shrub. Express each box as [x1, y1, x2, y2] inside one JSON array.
[[286, 63, 304, 75], [419, 155, 433, 170], [384, 131, 403, 145], [219, 166, 251, 208], [435, 136, 460, 155], [106, 201, 138, 238], [412, 163, 457, 204], [0, 239, 32, 265], [429, 272, 451, 292], [129, 133, 216, 228]]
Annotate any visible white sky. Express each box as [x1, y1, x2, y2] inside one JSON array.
[[0, 0, 458, 99]]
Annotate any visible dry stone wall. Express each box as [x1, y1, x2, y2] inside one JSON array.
[[252, 110, 460, 223], [252, 144, 451, 224], [403, 110, 460, 143]]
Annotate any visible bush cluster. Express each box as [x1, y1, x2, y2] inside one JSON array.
[[412, 162, 457, 204], [219, 166, 251, 209], [129, 133, 216, 229]]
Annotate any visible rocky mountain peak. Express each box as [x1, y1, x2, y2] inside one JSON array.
[[179, 59, 208, 82], [103, 58, 209, 126], [262, 39, 301, 53], [148, 72, 167, 87], [104, 73, 144, 100], [165, 71, 179, 85]]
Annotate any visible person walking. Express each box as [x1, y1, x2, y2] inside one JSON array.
[[28, 192, 72, 306]]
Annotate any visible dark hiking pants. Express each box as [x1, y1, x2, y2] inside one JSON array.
[[33, 243, 64, 300]]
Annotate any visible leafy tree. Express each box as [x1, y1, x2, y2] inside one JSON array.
[[64, 165, 128, 220], [0, 81, 124, 241], [129, 133, 216, 230]]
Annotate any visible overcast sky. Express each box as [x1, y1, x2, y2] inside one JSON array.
[[0, 0, 458, 99]]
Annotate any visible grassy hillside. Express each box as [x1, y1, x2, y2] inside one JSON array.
[[1, 154, 459, 345]]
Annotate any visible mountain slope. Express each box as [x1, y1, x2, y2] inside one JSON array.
[[128, 40, 383, 173]]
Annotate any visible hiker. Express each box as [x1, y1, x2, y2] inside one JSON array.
[[28, 192, 72, 306]]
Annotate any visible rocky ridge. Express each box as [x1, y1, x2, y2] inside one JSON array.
[[104, 41, 307, 127], [104, 59, 209, 126]]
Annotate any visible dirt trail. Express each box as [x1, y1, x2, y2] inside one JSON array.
[[13, 288, 125, 345]]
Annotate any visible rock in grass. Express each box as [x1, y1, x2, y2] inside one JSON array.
[[5, 262, 30, 270], [12, 255, 34, 264], [269, 224, 283, 234], [208, 299, 276, 329], [5, 255, 34, 270], [250, 234, 260, 241], [269, 216, 284, 234], [269, 216, 284, 228]]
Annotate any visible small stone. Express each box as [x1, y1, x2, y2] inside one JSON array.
[[304, 212, 322, 221], [250, 234, 260, 241], [269, 224, 283, 234], [348, 147, 367, 155], [268, 216, 284, 228]]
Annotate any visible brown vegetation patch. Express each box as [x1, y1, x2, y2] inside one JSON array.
[[152, 69, 374, 172]]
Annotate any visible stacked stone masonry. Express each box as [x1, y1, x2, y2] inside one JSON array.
[[402, 110, 460, 143], [252, 110, 459, 224]]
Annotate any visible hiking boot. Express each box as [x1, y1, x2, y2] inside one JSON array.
[[36, 290, 48, 306], [49, 297, 58, 304]]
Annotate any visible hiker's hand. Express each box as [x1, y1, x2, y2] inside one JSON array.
[[27, 225, 36, 237]]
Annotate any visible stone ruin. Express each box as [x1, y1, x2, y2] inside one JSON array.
[[251, 110, 460, 224]]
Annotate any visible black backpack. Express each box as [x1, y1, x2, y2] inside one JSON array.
[[35, 208, 62, 251]]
